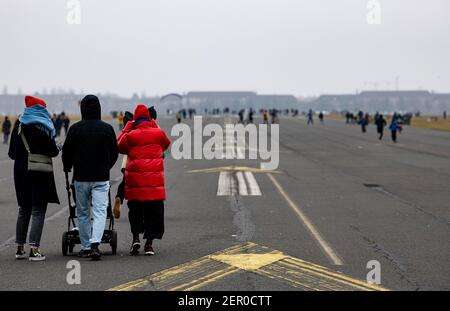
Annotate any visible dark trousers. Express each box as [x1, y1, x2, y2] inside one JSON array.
[[116, 176, 125, 204], [128, 201, 164, 241], [391, 130, 397, 142], [16, 204, 48, 246], [377, 127, 384, 140]]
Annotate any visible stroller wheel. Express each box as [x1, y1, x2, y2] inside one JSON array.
[[111, 230, 118, 255], [62, 232, 69, 256]]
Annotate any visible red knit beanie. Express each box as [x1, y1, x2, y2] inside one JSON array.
[[133, 104, 150, 120], [25, 96, 47, 108]]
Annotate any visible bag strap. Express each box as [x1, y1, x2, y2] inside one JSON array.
[[18, 124, 31, 154]]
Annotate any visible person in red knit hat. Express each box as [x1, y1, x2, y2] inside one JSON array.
[[25, 96, 47, 108], [117, 104, 170, 255]]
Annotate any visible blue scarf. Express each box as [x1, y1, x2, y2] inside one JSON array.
[[19, 105, 56, 138], [134, 117, 150, 126]]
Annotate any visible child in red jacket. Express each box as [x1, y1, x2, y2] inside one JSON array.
[[117, 104, 170, 255]]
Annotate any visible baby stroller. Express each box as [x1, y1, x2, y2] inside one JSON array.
[[61, 172, 118, 256]]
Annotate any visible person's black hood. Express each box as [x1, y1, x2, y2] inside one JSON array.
[[80, 95, 101, 120], [148, 106, 157, 120], [124, 111, 133, 126]]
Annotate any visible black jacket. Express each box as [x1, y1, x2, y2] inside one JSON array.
[[8, 121, 60, 207], [2, 119, 11, 134], [62, 97, 119, 182]]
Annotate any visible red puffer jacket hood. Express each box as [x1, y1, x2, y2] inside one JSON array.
[[117, 116, 171, 202], [133, 104, 150, 120]]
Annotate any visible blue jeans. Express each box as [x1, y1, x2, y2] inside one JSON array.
[[74, 181, 110, 250]]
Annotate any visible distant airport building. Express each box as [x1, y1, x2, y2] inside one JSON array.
[[312, 91, 450, 114], [1, 90, 450, 116], [185, 91, 298, 111]]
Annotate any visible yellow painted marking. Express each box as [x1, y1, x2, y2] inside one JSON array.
[[267, 173, 344, 266], [256, 265, 325, 291], [107, 242, 388, 291], [107, 278, 150, 291], [283, 257, 387, 291], [209, 253, 287, 271], [270, 260, 371, 291], [172, 266, 240, 291], [188, 165, 280, 174], [108, 243, 251, 291]]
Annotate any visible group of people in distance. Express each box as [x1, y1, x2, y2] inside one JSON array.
[[346, 111, 403, 143], [8, 95, 170, 261], [51, 112, 70, 137]]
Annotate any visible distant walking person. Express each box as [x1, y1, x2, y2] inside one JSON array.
[[360, 113, 369, 133], [238, 109, 244, 124], [2, 116, 12, 144], [389, 116, 399, 143], [118, 104, 170, 256], [117, 111, 124, 130], [263, 110, 269, 125], [271, 109, 279, 124], [393, 113, 403, 134], [63, 114, 70, 136], [55, 114, 63, 137], [248, 109, 254, 124], [8, 96, 60, 261], [307, 109, 314, 125], [345, 112, 351, 124], [62, 95, 119, 260], [375, 114, 387, 140], [318, 112, 324, 123], [374, 112, 380, 125]]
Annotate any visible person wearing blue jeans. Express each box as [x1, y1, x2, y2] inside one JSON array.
[[74, 181, 110, 251], [62, 95, 118, 260]]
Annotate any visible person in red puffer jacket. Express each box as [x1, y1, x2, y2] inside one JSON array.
[[117, 104, 170, 256]]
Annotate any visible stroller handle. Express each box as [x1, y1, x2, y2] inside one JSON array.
[[65, 171, 77, 219], [65, 172, 71, 191]]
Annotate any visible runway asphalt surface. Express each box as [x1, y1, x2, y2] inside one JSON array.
[[0, 116, 449, 291]]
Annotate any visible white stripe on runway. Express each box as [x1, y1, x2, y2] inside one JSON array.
[[244, 172, 262, 196], [236, 172, 248, 196], [217, 171, 231, 196], [217, 171, 262, 197]]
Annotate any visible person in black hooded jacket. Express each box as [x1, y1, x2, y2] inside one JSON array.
[[62, 95, 119, 260]]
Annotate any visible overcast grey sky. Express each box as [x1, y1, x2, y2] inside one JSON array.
[[1, 0, 449, 97]]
